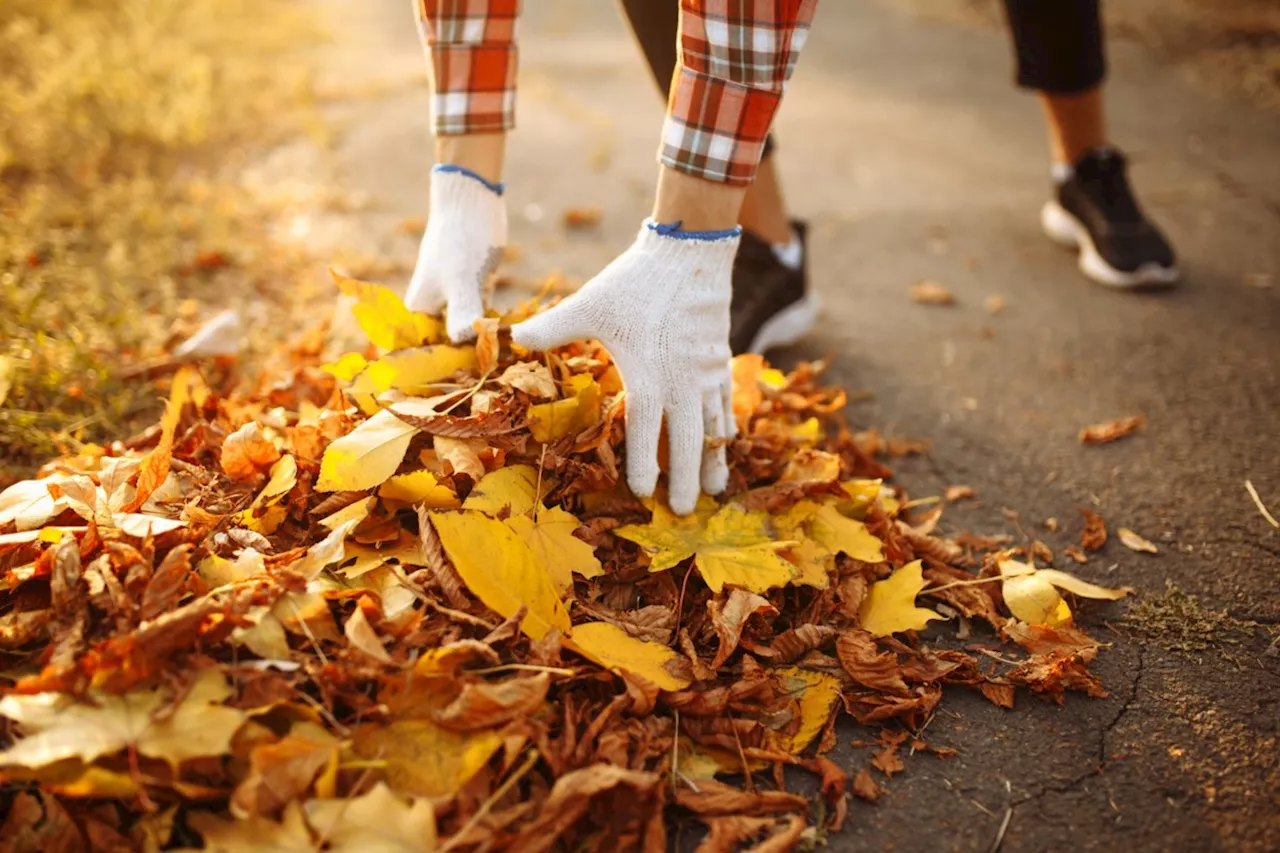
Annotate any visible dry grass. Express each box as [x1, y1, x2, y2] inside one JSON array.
[[0, 0, 318, 481]]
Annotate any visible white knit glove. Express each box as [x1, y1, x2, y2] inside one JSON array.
[[404, 166, 507, 343], [512, 220, 738, 515]]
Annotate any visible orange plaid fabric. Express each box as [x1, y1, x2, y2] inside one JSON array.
[[416, 0, 521, 135], [415, 0, 816, 186], [663, 1, 818, 185]]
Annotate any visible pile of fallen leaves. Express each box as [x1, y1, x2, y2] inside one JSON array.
[[0, 275, 1134, 852]]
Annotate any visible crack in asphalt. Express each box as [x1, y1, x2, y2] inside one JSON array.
[[996, 644, 1148, 845]]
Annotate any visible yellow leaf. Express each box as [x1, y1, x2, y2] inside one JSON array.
[[567, 622, 691, 692], [781, 449, 842, 485], [781, 539, 833, 589], [615, 498, 796, 594], [124, 366, 203, 512], [463, 465, 544, 515], [316, 410, 417, 492], [790, 417, 821, 444], [322, 352, 369, 383], [772, 667, 842, 753], [506, 506, 603, 593], [730, 354, 765, 433], [998, 559, 1131, 626], [1117, 527, 1159, 554], [318, 496, 375, 531], [188, 802, 316, 853], [528, 374, 601, 442], [333, 271, 442, 350], [238, 455, 298, 535], [305, 783, 437, 853], [777, 501, 884, 564], [857, 560, 944, 637], [430, 511, 570, 640], [378, 470, 460, 508], [354, 346, 477, 396], [352, 720, 502, 799], [0, 670, 246, 770], [345, 607, 392, 665], [474, 317, 500, 375]]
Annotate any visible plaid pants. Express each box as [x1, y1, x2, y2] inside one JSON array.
[[415, 0, 817, 186]]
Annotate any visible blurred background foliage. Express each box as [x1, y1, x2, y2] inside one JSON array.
[[0, 0, 315, 481]]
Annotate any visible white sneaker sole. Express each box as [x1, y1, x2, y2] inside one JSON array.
[[746, 293, 821, 355], [1040, 200, 1180, 290]]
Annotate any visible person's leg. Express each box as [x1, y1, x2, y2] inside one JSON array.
[[617, 0, 814, 354], [1002, 0, 1178, 288], [618, 0, 790, 245]]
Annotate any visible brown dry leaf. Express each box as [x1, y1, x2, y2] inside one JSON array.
[[615, 498, 795, 594], [1078, 414, 1144, 445], [230, 730, 340, 818], [124, 366, 203, 512], [836, 631, 908, 695], [431, 673, 551, 731], [979, 682, 1016, 709], [222, 421, 281, 482], [676, 779, 809, 817], [852, 768, 881, 802], [562, 206, 603, 229], [434, 436, 487, 482], [945, 485, 975, 503], [496, 361, 557, 399], [857, 560, 943, 637], [305, 782, 437, 853], [506, 764, 663, 853], [1118, 527, 1159, 554], [708, 589, 779, 668], [909, 280, 955, 305], [1080, 508, 1108, 552], [1002, 622, 1100, 656], [352, 719, 503, 799], [696, 815, 806, 853], [1006, 649, 1107, 704]]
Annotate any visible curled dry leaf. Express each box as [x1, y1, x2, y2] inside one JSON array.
[[1078, 414, 1144, 445], [221, 421, 281, 482], [909, 280, 955, 305], [1080, 507, 1107, 552], [1118, 527, 1159, 554]]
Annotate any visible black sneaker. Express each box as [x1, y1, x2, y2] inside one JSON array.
[[1041, 147, 1179, 290], [730, 220, 821, 355]]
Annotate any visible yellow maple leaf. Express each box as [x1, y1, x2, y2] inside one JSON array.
[[316, 410, 417, 492], [614, 498, 796, 594], [528, 374, 602, 443], [333, 270, 442, 351], [463, 465, 546, 515], [378, 470, 459, 508], [507, 506, 603, 593], [0, 670, 246, 770], [305, 783, 437, 853], [771, 667, 842, 753], [777, 501, 884, 563], [352, 720, 503, 800], [781, 539, 834, 589], [567, 622, 691, 691], [430, 510, 570, 640], [188, 802, 316, 853], [857, 560, 944, 637], [998, 559, 1132, 627]]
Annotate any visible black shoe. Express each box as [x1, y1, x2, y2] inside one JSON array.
[[1041, 147, 1179, 290], [729, 220, 820, 355]]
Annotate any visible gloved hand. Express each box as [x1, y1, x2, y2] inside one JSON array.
[[512, 220, 739, 515], [404, 165, 507, 343]]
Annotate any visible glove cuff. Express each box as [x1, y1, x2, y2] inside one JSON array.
[[631, 218, 741, 288]]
